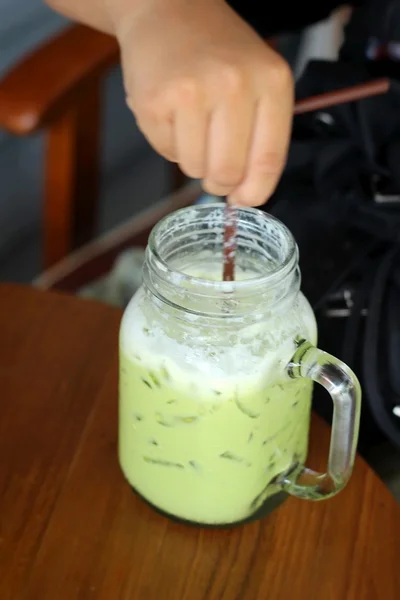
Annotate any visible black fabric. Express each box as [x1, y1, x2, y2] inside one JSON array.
[[227, 0, 365, 37], [341, 0, 400, 64], [264, 59, 400, 450]]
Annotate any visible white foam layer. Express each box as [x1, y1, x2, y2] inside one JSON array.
[[120, 283, 317, 398]]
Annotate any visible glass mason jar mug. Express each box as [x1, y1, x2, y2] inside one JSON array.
[[119, 205, 361, 526]]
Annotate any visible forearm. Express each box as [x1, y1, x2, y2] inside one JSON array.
[[45, 0, 144, 35]]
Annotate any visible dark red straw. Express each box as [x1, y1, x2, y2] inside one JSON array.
[[222, 203, 237, 282]]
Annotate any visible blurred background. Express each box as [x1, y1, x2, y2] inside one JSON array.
[[0, 0, 172, 282]]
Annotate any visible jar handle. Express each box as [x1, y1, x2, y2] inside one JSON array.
[[281, 340, 361, 500]]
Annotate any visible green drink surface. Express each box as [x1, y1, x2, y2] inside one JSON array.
[[119, 351, 312, 525]]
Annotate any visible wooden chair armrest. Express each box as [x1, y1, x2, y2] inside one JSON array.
[[0, 24, 119, 135], [35, 181, 203, 292], [294, 78, 390, 115]]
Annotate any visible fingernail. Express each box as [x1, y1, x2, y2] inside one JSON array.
[[227, 194, 247, 207]]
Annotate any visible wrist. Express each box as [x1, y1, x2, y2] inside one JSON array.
[[102, 0, 143, 36], [105, 0, 223, 41]]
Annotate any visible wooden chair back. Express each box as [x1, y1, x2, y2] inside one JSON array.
[[0, 24, 185, 268]]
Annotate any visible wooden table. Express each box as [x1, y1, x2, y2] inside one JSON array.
[[0, 284, 399, 600]]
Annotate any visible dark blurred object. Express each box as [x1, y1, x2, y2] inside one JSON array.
[[228, 0, 364, 37], [0, 25, 186, 269], [268, 60, 400, 451]]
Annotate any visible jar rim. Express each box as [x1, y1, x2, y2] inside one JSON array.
[[147, 204, 298, 294]]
